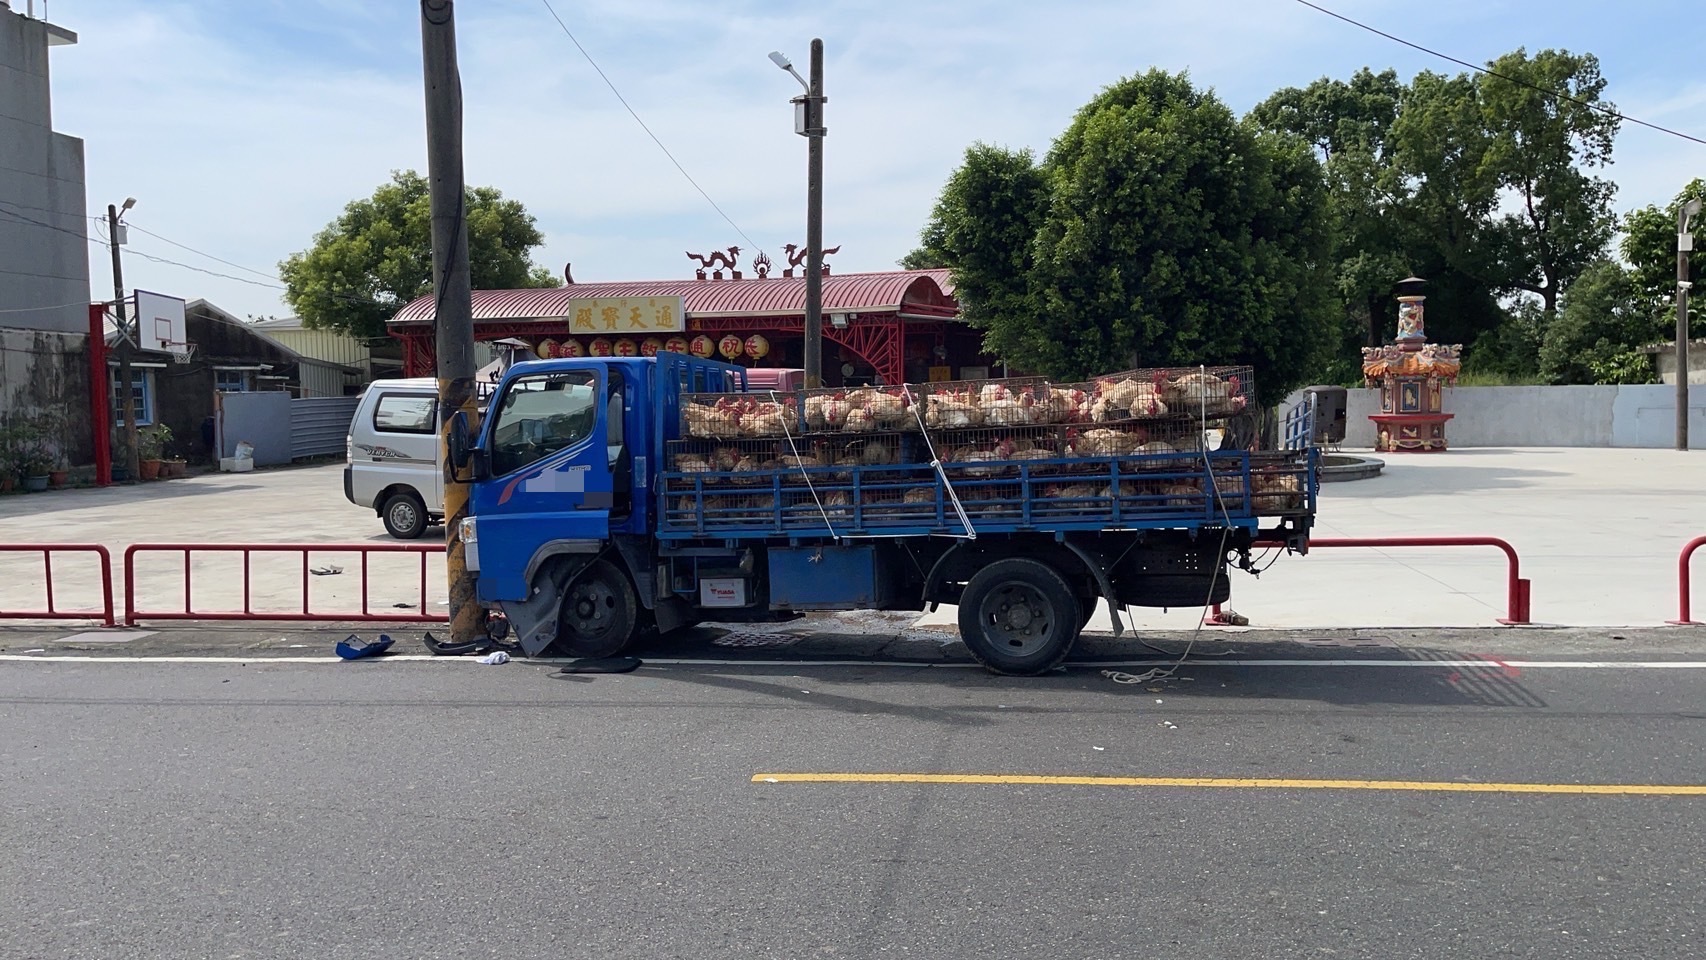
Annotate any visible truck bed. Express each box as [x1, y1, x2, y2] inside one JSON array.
[[658, 447, 1317, 540]]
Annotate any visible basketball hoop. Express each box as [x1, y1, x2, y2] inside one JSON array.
[[166, 341, 196, 365]]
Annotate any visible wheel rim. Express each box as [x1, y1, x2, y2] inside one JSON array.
[[389, 501, 418, 530], [978, 581, 1058, 658], [564, 579, 619, 641]]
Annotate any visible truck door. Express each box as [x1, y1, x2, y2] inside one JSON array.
[[472, 367, 612, 600]]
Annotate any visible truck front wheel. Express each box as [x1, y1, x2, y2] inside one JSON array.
[[550, 559, 638, 659], [958, 559, 1081, 676]]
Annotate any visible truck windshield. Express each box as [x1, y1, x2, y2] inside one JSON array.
[[489, 371, 598, 476]]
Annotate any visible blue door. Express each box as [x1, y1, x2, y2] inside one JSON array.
[[473, 366, 612, 601]]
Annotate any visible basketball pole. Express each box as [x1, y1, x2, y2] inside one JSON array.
[[420, 0, 482, 648]]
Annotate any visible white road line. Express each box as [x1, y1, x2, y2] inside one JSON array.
[[2, 654, 1705, 669]]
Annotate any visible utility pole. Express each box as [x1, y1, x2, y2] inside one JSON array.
[[803, 38, 826, 388], [1677, 198, 1700, 452], [421, 0, 481, 646], [107, 201, 138, 483]]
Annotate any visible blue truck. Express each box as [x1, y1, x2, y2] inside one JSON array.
[[447, 353, 1317, 675]]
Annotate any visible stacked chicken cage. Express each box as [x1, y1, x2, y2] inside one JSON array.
[[663, 365, 1303, 534]]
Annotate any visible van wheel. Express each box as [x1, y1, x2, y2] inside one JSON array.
[[551, 559, 638, 659], [381, 492, 429, 540], [957, 558, 1081, 676]]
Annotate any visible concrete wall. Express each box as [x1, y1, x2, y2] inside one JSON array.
[[0, 326, 93, 465], [0, 7, 88, 337], [1289, 384, 1706, 449]]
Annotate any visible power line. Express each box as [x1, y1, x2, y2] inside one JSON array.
[[1291, 0, 1706, 147], [124, 222, 284, 283], [536, 0, 765, 256], [0, 202, 94, 242], [123, 249, 289, 290]]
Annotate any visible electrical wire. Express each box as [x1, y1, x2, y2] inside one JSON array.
[[123, 223, 283, 282], [536, 0, 765, 257], [1291, 0, 1706, 147]]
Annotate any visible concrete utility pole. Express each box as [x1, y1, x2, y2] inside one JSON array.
[[420, 0, 481, 646], [803, 38, 826, 388], [1677, 198, 1701, 452], [106, 200, 139, 482]]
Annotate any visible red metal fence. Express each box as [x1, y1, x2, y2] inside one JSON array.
[[0, 544, 116, 626], [122, 542, 449, 626], [1215, 535, 1532, 626], [1669, 536, 1706, 626]]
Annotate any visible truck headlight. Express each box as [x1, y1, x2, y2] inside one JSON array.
[[458, 517, 478, 544]]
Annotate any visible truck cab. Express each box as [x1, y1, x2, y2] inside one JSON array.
[[460, 355, 745, 657]]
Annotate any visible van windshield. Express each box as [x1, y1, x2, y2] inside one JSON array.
[[489, 371, 598, 476]]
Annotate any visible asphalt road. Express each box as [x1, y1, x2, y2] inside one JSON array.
[[4, 643, 1706, 960]]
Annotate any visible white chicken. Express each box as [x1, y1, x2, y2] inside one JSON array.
[[730, 454, 762, 485], [1072, 428, 1140, 457], [844, 405, 878, 433], [685, 399, 742, 438], [672, 453, 712, 474]]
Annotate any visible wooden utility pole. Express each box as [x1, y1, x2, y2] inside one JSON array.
[[420, 0, 481, 645], [106, 203, 139, 482], [803, 38, 826, 388]]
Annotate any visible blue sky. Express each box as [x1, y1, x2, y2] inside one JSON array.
[[38, 0, 1706, 320]]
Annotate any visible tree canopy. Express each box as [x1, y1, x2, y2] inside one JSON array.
[[913, 70, 1338, 405], [280, 170, 559, 339]]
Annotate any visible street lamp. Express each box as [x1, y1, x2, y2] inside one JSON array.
[[1677, 197, 1701, 451], [770, 40, 826, 388]]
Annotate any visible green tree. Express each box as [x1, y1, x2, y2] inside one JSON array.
[[1621, 178, 1706, 328], [918, 71, 1337, 405], [1477, 49, 1621, 315], [280, 170, 559, 339], [1537, 258, 1654, 384]]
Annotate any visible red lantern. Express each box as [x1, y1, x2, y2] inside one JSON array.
[[689, 335, 715, 358], [640, 337, 665, 357], [718, 335, 742, 360], [588, 337, 613, 357], [744, 334, 770, 360], [664, 336, 690, 354], [556, 339, 583, 358], [613, 338, 638, 357]]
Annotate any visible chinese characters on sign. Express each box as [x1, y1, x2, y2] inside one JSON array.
[[566, 296, 686, 336]]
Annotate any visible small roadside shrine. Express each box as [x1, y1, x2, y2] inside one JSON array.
[[1361, 277, 1462, 453]]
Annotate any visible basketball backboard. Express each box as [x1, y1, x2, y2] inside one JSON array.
[[134, 289, 187, 357]]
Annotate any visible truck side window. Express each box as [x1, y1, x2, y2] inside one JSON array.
[[489, 371, 598, 477]]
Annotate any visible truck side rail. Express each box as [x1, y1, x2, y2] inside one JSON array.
[[656, 449, 1316, 540]]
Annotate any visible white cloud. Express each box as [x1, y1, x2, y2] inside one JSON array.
[[39, 0, 1706, 319]]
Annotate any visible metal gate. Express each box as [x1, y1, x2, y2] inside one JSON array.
[[290, 395, 360, 460]]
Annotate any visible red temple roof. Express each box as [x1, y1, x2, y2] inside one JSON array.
[[389, 269, 956, 325]]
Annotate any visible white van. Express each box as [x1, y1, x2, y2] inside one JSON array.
[[344, 378, 443, 539]]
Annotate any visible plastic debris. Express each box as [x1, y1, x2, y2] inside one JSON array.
[[335, 634, 394, 660], [476, 651, 510, 665], [309, 565, 342, 576], [1092, 746, 1105, 751]]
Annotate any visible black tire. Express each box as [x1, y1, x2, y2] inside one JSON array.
[[957, 558, 1082, 676], [550, 559, 638, 659], [381, 492, 429, 540]]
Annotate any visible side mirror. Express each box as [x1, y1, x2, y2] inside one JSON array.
[[445, 410, 486, 481]]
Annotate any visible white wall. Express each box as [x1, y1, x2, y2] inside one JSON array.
[[1289, 384, 1706, 449]]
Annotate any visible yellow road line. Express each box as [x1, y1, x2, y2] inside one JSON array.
[[751, 773, 1706, 796]]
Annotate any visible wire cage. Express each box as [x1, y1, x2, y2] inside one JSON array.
[[1051, 365, 1256, 424], [800, 385, 919, 433], [913, 377, 1051, 429], [680, 392, 801, 440]]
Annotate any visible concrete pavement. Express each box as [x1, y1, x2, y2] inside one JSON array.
[[4, 645, 1705, 960]]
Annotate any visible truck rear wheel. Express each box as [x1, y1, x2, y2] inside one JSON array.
[[550, 559, 638, 659], [958, 559, 1081, 676]]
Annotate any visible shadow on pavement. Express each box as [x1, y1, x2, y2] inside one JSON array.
[[0, 479, 265, 516]]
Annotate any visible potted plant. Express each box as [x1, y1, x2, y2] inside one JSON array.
[[17, 421, 52, 492], [137, 423, 169, 481]]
